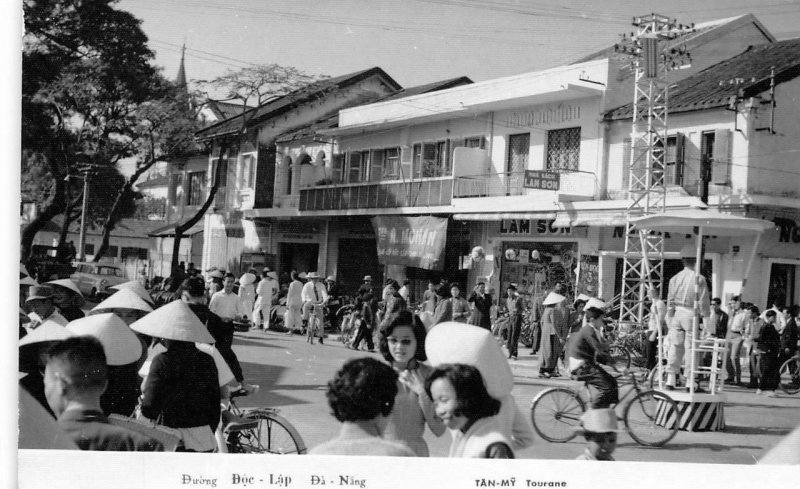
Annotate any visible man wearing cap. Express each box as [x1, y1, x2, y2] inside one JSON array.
[[253, 270, 278, 331], [665, 244, 711, 391], [27, 285, 68, 328], [358, 275, 374, 301], [566, 298, 618, 408], [302, 272, 329, 344], [505, 284, 524, 360], [324, 275, 344, 332], [43, 336, 163, 451]]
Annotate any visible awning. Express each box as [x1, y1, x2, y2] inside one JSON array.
[[453, 212, 557, 221]]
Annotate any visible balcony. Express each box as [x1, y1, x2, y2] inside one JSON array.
[[453, 170, 597, 200], [299, 179, 453, 211]]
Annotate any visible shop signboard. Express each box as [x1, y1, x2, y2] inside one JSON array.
[[523, 170, 560, 190], [371, 216, 448, 270]]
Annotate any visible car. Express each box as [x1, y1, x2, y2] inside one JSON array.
[[69, 262, 127, 300]]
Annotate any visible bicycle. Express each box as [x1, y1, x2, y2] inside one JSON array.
[[530, 365, 679, 447], [778, 352, 800, 395], [306, 303, 324, 344], [222, 388, 307, 454], [337, 303, 358, 345]]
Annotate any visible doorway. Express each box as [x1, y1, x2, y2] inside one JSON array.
[[279, 242, 319, 279], [767, 263, 796, 308]]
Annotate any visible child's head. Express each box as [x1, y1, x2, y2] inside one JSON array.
[[425, 363, 500, 431], [577, 408, 620, 460]]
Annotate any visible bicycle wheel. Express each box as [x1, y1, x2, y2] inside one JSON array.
[[779, 357, 800, 395], [623, 390, 679, 447], [530, 387, 586, 443], [647, 366, 668, 389], [237, 410, 307, 454], [609, 345, 631, 370]]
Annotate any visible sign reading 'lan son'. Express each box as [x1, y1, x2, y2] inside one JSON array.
[[523, 170, 560, 190]]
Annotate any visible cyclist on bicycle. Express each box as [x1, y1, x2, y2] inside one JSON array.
[[565, 298, 618, 409], [301, 272, 328, 344]]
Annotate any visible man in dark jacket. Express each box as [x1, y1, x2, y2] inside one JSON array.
[[44, 336, 163, 451]]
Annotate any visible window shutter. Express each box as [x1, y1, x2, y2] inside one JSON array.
[[674, 133, 685, 185], [621, 138, 632, 191], [712, 129, 731, 184]]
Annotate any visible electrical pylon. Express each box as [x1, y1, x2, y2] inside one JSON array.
[[616, 14, 694, 330]]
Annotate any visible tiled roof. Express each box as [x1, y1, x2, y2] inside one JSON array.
[[208, 101, 253, 121], [573, 14, 772, 65], [196, 67, 402, 141], [274, 76, 473, 143], [135, 174, 171, 189], [605, 38, 800, 120], [37, 216, 166, 239]]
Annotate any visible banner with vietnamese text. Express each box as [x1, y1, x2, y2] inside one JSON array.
[[371, 216, 448, 270]]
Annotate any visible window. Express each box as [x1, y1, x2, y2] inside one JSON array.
[[107, 246, 119, 258], [84, 243, 95, 255], [210, 158, 228, 187], [239, 154, 256, 189], [662, 134, 685, 185], [546, 127, 581, 171], [121, 247, 147, 260], [413, 140, 450, 178], [464, 136, 486, 149], [347, 151, 369, 183], [507, 133, 530, 173], [168, 173, 183, 205], [332, 154, 345, 183], [701, 129, 731, 184], [369, 147, 401, 181], [187, 171, 207, 206]]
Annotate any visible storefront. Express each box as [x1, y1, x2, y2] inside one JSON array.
[[750, 207, 800, 308]]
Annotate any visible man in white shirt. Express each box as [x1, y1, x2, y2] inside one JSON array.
[[665, 245, 710, 391], [725, 295, 748, 385], [284, 271, 304, 334], [209, 273, 245, 321], [252, 271, 278, 330], [301, 272, 328, 344]]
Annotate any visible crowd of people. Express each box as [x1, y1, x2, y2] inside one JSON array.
[[18, 256, 799, 461]]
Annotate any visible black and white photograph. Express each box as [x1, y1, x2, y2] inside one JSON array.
[[7, 1, 800, 487]]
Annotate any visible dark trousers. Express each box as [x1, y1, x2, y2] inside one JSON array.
[[506, 315, 522, 357], [759, 352, 779, 391], [352, 322, 374, 350], [644, 337, 658, 371], [574, 363, 619, 409], [217, 320, 244, 382]]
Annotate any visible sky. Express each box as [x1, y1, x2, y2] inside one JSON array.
[[118, 0, 800, 89]]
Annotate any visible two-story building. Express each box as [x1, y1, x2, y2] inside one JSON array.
[[604, 38, 800, 308]]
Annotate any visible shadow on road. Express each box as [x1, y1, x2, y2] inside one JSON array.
[[238, 361, 311, 408], [232, 338, 285, 349], [722, 425, 792, 436], [661, 442, 761, 452]]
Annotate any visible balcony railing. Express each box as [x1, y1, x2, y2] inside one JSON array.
[[453, 170, 597, 199], [299, 179, 453, 211]]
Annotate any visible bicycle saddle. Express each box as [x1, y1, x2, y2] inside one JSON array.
[[222, 411, 259, 432]]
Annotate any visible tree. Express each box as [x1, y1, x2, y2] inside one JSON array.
[[167, 64, 325, 272], [20, 0, 167, 262]]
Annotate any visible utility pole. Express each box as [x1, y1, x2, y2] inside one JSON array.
[[615, 14, 694, 331], [74, 165, 99, 261]]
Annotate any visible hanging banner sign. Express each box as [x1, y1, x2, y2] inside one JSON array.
[[371, 216, 448, 270]]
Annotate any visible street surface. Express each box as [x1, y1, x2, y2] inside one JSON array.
[[229, 328, 800, 464]]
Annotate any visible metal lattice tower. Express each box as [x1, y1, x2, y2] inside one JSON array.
[[616, 14, 694, 329]]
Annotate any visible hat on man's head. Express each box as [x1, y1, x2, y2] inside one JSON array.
[[542, 292, 566, 306], [67, 313, 143, 366], [267, 271, 278, 280], [306, 271, 322, 279], [585, 298, 606, 311], [109, 280, 153, 305], [130, 300, 214, 344], [326, 275, 336, 282], [208, 270, 224, 279], [575, 408, 623, 434], [298, 272, 308, 280], [363, 275, 372, 281], [45, 279, 83, 297], [680, 244, 696, 259], [26, 285, 54, 302], [239, 273, 256, 286], [91, 289, 153, 314], [426, 322, 513, 399]]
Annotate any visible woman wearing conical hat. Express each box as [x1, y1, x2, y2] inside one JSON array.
[[19, 320, 76, 416], [45, 279, 86, 322], [67, 313, 144, 417], [131, 301, 220, 452], [539, 291, 567, 378], [91, 288, 154, 371]]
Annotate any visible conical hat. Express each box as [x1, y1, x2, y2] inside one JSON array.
[[130, 300, 214, 344], [239, 273, 256, 286], [67, 313, 143, 366], [425, 322, 513, 398], [18, 387, 78, 450], [19, 320, 74, 347], [45, 279, 83, 297], [575, 293, 591, 303], [585, 298, 606, 311], [110, 280, 153, 304], [542, 292, 566, 306], [92, 288, 153, 314], [267, 271, 278, 280]]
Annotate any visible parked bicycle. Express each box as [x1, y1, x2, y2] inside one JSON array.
[[530, 365, 679, 447], [779, 352, 800, 395], [222, 388, 306, 454]]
